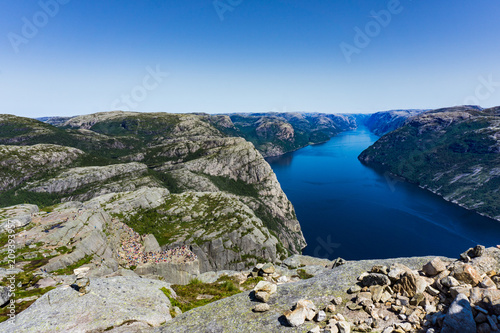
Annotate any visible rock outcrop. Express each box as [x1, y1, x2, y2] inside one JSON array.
[[0, 276, 175, 333], [0, 144, 84, 192]]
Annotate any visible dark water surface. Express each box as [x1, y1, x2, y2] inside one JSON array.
[[267, 127, 500, 260]]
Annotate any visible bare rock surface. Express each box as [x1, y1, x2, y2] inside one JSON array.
[[0, 276, 175, 333], [155, 256, 433, 333]]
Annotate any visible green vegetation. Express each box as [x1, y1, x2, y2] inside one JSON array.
[[0, 112, 305, 259], [147, 169, 182, 194], [297, 269, 314, 280], [52, 255, 93, 275], [167, 276, 243, 313], [204, 175, 259, 198], [56, 246, 74, 255], [224, 113, 349, 156], [123, 193, 252, 246], [0, 188, 64, 208], [360, 109, 500, 219], [0, 286, 55, 323]]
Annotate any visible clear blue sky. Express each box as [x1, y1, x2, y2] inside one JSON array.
[[1, 0, 499, 117]]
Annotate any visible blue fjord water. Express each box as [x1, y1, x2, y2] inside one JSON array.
[[266, 127, 500, 261]]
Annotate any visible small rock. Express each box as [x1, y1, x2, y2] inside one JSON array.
[[361, 273, 390, 287], [426, 285, 440, 296], [74, 266, 90, 277], [453, 264, 482, 286], [284, 308, 307, 327], [253, 303, 270, 312], [395, 322, 413, 331], [337, 321, 351, 333], [487, 315, 499, 330], [296, 299, 317, 321], [348, 285, 361, 294], [371, 265, 389, 275], [477, 322, 492, 333], [476, 306, 489, 314], [325, 304, 336, 313], [284, 299, 316, 327], [316, 310, 327, 322], [388, 264, 412, 281], [475, 312, 488, 323], [308, 325, 321, 333], [370, 285, 385, 303], [380, 291, 392, 303], [441, 276, 460, 288], [260, 263, 275, 275], [172, 306, 182, 317], [253, 281, 277, 295], [255, 291, 270, 303], [470, 245, 485, 258], [355, 323, 371, 332], [422, 258, 447, 276], [346, 301, 362, 311], [480, 276, 497, 289], [331, 296, 343, 305]]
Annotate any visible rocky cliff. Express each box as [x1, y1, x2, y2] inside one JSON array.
[[359, 105, 500, 221], [0, 111, 305, 272]]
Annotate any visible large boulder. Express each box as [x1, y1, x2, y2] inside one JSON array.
[[441, 293, 476, 333], [134, 260, 200, 285], [0, 276, 174, 333], [143, 234, 162, 253]]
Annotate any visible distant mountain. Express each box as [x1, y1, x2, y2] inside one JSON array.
[[36, 116, 75, 126], [215, 112, 358, 157], [363, 109, 429, 136], [359, 105, 500, 221]]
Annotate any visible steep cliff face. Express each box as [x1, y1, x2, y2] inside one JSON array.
[[0, 112, 305, 270], [359, 105, 500, 220]]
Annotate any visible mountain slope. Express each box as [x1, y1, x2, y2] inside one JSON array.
[[213, 112, 357, 157], [359, 105, 500, 220], [363, 109, 429, 136], [0, 111, 306, 270]]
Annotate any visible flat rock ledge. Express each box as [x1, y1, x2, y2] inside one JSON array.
[[0, 276, 174, 333]]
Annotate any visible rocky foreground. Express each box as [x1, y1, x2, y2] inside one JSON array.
[[2, 243, 500, 332]]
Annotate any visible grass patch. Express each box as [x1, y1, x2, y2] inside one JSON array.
[[52, 255, 93, 275], [204, 175, 259, 198], [296, 269, 314, 280], [55, 246, 73, 255], [169, 276, 243, 313], [0, 272, 56, 323]]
